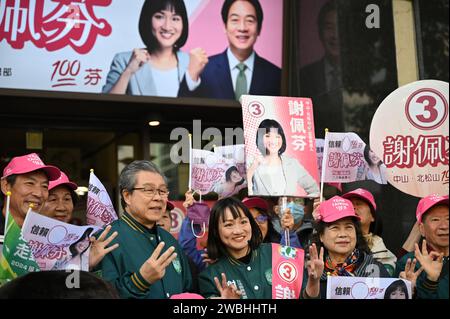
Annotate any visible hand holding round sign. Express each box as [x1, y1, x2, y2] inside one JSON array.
[[370, 80, 449, 197]]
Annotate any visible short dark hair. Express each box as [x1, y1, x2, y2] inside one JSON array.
[[221, 0, 264, 34], [0, 271, 120, 299], [256, 119, 287, 156], [384, 279, 409, 299], [312, 217, 370, 255], [139, 0, 189, 54], [317, 0, 337, 38], [69, 227, 94, 257], [225, 166, 245, 186], [207, 197, 263, 260]]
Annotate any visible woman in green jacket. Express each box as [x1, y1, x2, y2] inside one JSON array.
[[198, 197, 323, 299]]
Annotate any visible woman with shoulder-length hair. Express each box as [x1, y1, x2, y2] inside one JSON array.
[[212, 165, 246, 198], [247, 119, 320, 197], [363, 145, 388, 184], [103, 0, 205, 97], [198, 197, 323, 299], [303, 196, 391, 299], [384, 279, 409, 299]]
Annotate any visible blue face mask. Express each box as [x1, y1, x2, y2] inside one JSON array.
[[272, 201, 305, 234]]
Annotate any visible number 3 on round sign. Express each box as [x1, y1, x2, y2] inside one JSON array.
[[405, 88, 448, 130]]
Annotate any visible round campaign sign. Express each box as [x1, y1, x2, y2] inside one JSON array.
[[370, 80, 449, 197], [276, 261, 298, 283]]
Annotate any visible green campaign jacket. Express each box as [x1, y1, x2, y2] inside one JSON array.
[[97, 211, 192, 299], [395, 251, 449, 299], [199, 243, 273, 299]]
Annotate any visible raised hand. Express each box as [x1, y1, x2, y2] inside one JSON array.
[[88, 225, 119, 270], [126, 48, 150, 74], [213, 273, 242, 299], [188, 48, 208, 81], [139, 242, 178, 284], [399, 258, 423, 294], [306, 243, 324, 281], [414, 240, 444, 282]]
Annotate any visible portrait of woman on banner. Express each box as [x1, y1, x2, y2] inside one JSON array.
[[51, 227, 94, 272], [102, 0, 203, 97], [212, 165, 246, 199], [363, 145, 388, 184], [247, 119, 320, 197]]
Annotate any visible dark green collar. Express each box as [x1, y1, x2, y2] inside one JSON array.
[[121, 211, 157, 235]]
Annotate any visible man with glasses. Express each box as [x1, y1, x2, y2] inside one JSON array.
[[98, 160, 192, 299]]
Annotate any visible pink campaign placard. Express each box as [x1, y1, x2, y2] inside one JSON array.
[[370, 80, 449, 197], [271, 243, 305, 299], [241, 95, 320, 197]]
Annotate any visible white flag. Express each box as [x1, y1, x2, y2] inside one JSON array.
[[87, 171, 118, 227], [322, 132, 387, 184]]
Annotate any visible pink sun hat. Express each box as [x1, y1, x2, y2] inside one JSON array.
[[342, 188, 377, 212], [49, 171, 78, 191], [317, 196, 361, 223], [2, 153, 61, 181], [416, 194, 449, 223]]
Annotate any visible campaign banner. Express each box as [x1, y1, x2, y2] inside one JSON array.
[[370, 80, 449, 197], [0, 210, 40, 284], [191, 148, 228, 195], [326, 277, 412, 299], [0, 0, 282, 100], [322, 132, 370, 183], [211, 144, 247, 198], [241, 95, 320, 197], [87, 170, 118, 227], [22, 211, 101, 271], [271, 243, 305, 299]]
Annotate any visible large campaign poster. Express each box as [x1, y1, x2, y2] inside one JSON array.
[[0, 0, 282, 100], [370, 80, 449, 197], [241, 95, 320, 197]]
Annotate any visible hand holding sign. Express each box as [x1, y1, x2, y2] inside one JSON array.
[[139, 242, 177, 284]]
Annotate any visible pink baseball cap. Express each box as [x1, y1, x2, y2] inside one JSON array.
[[170, 293, 204, 299], [49, 171, 78, 191], [416, 194, 449, 223], [342, 188, 377, 212], [317, 196, 361, 223], [2, 153, 61, 181], [166, 201, 175, 211], [242, 197, 269, 211]]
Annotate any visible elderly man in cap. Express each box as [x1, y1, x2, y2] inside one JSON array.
[[395, 194, 449, 299], [1, 153, 61, 233]]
